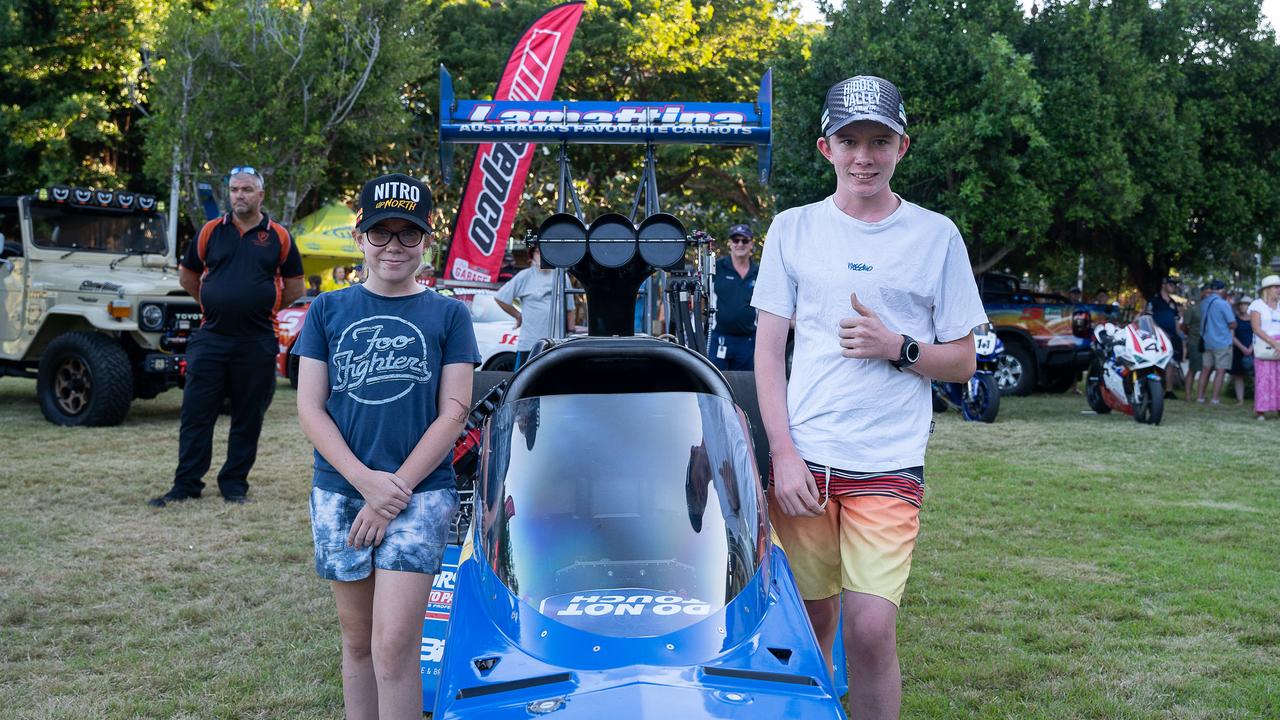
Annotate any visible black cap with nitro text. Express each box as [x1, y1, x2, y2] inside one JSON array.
[[356, 173, 433, 233]]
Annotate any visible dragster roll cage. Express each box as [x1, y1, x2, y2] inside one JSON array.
[[438, 65, 772, 185]]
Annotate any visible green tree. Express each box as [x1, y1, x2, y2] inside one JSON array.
[[772, 0, 1050, 272], [144, 0, 433, 228], [0, 0, 161, 193], [1173, 0, 1280, 289], [771, 0, 1280, 299], [1028, 0, 1280, 298]]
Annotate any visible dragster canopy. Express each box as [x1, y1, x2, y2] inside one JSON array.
[[478, 391, 764, 638], [439, 65, 772, 183]]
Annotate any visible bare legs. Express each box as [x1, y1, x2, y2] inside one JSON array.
[[331, 569, 434, 720], [1197, 367, 1227, 402], [806, 591, 901, 720]]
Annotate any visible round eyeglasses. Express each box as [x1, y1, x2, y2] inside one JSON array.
[[365, 227, 428, 247]]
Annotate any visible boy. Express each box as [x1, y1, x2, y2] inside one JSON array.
[[294, 173, 479, 719], [752, 76, 986, 719]]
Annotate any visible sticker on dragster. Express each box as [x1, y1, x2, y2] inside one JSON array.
[[439, 66, 772, 148], [539, 589, 713, 635]]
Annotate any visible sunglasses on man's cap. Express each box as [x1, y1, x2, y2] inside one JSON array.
[[228, 166, 260, 177]]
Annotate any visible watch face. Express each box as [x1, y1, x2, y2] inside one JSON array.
[[904, 337, 920, 364]]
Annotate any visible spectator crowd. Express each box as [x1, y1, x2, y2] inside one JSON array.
[[1144, 275, 1280, 419]]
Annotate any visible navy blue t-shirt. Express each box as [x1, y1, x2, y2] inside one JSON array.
[[712, 256, 759, 336], [292, 285, 480, 497]]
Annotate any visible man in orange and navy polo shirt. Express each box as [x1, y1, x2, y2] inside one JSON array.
[[149, 166, 304, 507]]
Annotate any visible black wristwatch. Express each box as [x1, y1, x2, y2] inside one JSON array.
[[890, 334, 920, 371]]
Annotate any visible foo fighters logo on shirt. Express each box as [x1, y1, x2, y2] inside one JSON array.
[[331, 316, 432, 405]]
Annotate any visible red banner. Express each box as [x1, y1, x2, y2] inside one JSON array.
[[444, 2, 585, 284]]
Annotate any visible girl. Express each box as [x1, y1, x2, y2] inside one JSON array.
[[294, 173, 478, 719]]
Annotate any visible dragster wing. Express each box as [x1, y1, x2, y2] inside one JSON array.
[[439, 66, 773, 184]]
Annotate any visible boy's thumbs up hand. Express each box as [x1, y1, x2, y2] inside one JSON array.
[[850, 291, 877, 318], [839, 291, 900, 359]]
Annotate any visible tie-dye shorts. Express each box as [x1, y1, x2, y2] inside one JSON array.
[[310, 486, 460, 582]]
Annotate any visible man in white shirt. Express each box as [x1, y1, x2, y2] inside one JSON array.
[[495, 246, 575, 367], [752, 76, 987, 719]]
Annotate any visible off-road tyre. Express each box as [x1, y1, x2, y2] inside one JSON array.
[[37, 331, 133, 426], [996, 341, 1037, 396]]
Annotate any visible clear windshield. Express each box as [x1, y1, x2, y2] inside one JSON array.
[[30, 204, 168, 255], [480, 392, 762, 637]]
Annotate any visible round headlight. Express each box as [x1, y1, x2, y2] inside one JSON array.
[[140, 304, 165, 331]]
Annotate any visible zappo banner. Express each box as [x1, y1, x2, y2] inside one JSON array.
[[443, 2, 585, 284]]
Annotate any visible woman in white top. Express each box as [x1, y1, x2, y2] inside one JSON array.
[[1248, 275, 1280, 419]]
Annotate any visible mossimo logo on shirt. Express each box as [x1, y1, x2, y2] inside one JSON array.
[[848, 262, 874, 272]]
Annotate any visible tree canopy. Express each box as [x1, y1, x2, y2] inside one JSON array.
[[774, 0, 1049, 274], [144, 0, 433, 227], [3, 0, 1277, 293], [771, 0, 1280, 298], [0, 0, 159, 193]]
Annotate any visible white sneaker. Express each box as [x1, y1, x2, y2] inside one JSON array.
[[1210, 398, 1221, 405]]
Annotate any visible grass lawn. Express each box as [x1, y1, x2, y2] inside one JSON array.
[[1, 376, 1277, 719]]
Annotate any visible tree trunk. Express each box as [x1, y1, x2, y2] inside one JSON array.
[[972, 244, 1016, 275]]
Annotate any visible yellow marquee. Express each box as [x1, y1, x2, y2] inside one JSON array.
[[291, 201, 361, 276]]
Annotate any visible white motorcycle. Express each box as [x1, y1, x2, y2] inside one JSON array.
[[1085, 315, 1173, 425]]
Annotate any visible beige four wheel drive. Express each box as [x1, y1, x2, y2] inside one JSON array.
[[0, 187, 200, 425]]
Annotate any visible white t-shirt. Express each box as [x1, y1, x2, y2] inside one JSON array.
[[751, 195, 988, 471], [496, 267, 575, 351], [1249, 298, 1280, 340]]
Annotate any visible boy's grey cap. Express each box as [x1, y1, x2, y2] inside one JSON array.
[[821, 76, 908, 137]]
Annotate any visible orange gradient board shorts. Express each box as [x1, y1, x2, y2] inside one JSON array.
[[768, 460, 923, 607]]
